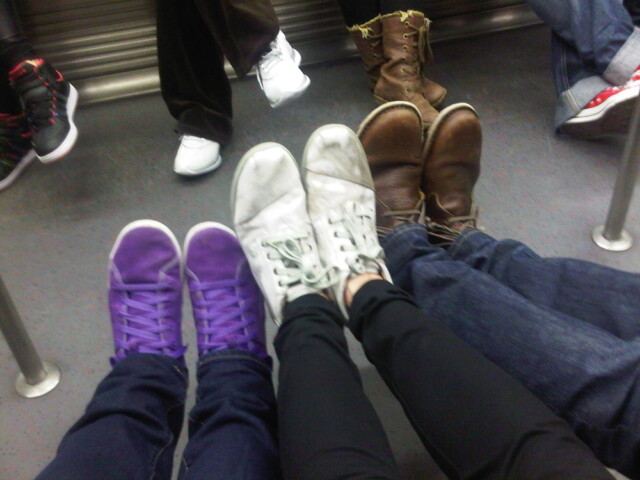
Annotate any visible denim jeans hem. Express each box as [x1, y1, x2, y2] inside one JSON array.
[[448, 227, 486, 258], [380, 223, 428, 249], [603, 26, 640, 85], [197, 349, 272, 370], [555, 75, 614, 127]]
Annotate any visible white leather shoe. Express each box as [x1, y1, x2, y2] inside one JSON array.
[[173, 135, 222, 176], [302, 124, 391, 319], [257, 32, 310, 109], [231, 143, 336, 323]]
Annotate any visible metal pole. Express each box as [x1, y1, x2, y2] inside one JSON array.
[[0, 274, 61, 398], [592, 94, 640, 251]]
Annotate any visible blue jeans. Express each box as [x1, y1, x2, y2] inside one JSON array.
[[383, 224, 640, 479], [35, 350, 281, 480], [522, 0, 640, 127]]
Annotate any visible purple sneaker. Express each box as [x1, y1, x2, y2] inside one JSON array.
[[108, 220, 186, 365], [184, 222, 267, 358]]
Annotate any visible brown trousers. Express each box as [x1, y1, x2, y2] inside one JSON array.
[[156, 0, 279, 144]]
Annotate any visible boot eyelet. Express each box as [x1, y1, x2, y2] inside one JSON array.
[[402, 46, 408, 51], [400, 67, 406, 74], [403, 34, 408, 39], [404, 21, 410, 27]]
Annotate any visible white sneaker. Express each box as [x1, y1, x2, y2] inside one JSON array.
[[173, 135, 222, 176], [232, 143, 337, 323], [302, 124, 391, 318], [257, 32, 310, 109]]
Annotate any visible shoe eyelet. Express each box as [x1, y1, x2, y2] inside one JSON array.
[[340, 246, 345, 251], [400, 67, 406, 74], [403, 34, 408, 39], [404, 21, 410, 27], [402, 46, 408, 51]]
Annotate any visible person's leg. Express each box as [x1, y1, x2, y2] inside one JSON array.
[[297, 121, 614, 480], [522, 0, 640, 135], [383, 224, 640, 479], [232, 140, 399, 480], [275, 294, 401, 480], [348, 279, 615, 480], [156, 0, 232, 145], [179, 223, 281, 480], [449, 228, 640, 341], [193, 0, 279, 78], [335, 0, 380, 26], [36, 355, 187, 480], [36, 220, 188, 480]]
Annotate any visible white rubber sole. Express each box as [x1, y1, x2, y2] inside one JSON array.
[[560, 85, 639, 139], [38, 84, 79, 164], [268, 75, 311, 109], [0, 149, 36, 192], [174, 153, 223, 177]]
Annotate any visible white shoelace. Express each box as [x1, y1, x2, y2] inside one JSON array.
[[262, 232, 337, 293], [327, 202, 385, 275]]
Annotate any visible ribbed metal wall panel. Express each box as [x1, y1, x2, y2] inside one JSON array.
[[16, 0, 541, 104]]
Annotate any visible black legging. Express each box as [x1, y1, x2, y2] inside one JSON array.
[[336, 0, 430, 27], [275, 281, 613, 480], [0, 0, 34, 114]]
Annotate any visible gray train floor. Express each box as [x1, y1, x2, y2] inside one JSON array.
[[0, 25, 635, 480]]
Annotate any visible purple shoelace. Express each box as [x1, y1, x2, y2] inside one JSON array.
[[111, 279, 185, 361], [191, 278, 261, 354]]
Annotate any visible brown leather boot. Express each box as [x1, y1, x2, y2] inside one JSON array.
[[422, 103, 481, 240], [374, 11, 440, 127], [357, 101, 425, 235], [348, 16, 384, 92], [349, 15, 447, 106]]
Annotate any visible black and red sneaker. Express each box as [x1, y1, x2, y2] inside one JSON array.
[[9, 59, 78, 163], [0, 113, 36, 192]]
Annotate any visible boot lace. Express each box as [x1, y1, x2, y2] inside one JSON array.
[[400, 14, 434, 93], [377, 192, 426, 235]]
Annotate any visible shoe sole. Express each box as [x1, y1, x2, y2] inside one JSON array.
[[356, 101, 422, 138], [559, 86, 639, 139], [174, 153, 223, 176], [38, 84, 79, 164], [269, 75, 311, 109], [109, 219, 182, 280], [184, 221, 236, 263], [422, 103, 477, 158], [0, 149, 36, 192]]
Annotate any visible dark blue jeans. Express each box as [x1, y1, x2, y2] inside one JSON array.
[[383, 224, 640, 479], [35, 350, 281, 480]]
